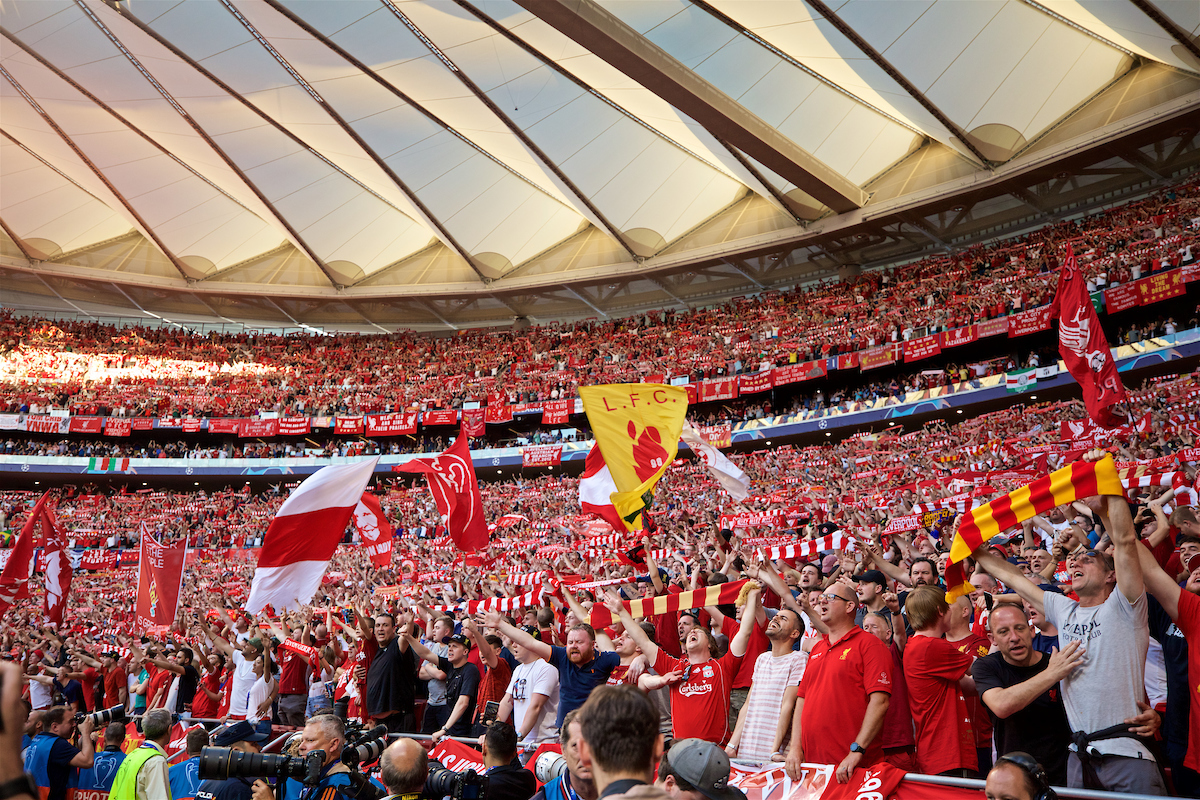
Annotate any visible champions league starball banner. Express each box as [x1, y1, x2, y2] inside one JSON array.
[[135, 532, 187, 634]]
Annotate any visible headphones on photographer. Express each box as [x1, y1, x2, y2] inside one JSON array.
[[995, 752, 1054, 800]]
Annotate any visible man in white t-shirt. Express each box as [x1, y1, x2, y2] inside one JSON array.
[[499, 625, 559, 750]]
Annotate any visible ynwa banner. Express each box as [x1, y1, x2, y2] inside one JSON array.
[[904, 335, 941, 362], [353, 493, 393, 568], [240, 418, 279, 438], [334, 416, 365, 435], [366, 412, 418, 436], [27, 416, 69, 434], [423, 409, 459, 426], [541, 401, 570, 425], [135, 533, 187, 634], [522, 445, 563, 468], [1007, 305, 1052, 337], [738, 371, 774, 394], [102, 417, 132, 437], [940, 324, 977, 349]]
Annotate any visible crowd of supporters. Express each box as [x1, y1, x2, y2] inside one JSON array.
[[1, 180, 1198, 424], [4, 364, 1200, 797]]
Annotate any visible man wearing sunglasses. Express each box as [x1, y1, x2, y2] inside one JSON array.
[[972, 484, 1166, 795], [784, 578, 892, 784]]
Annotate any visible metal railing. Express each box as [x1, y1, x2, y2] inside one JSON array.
[[902, 772, 1172, 800]]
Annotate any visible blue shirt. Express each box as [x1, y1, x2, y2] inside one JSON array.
[[170, 755, 204, 800], [77, 747, 126, 794], [548, 645, 620, 726]]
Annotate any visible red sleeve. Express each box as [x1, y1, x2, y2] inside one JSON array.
[[1149, 527, 1177, 572], [652, 648, 682, 677], [861, 636, 894, 695], [719, 615, 737, 639], [916, 637, 973, 680]]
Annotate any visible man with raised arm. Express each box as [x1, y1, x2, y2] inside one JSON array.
[[610, 584, 761, 745], [971, 468, 1166, 795]]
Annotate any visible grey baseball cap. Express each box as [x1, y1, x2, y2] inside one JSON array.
[[666, 739, 747, 800]]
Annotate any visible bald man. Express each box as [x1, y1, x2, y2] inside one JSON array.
[[379, 738, 428, 800]]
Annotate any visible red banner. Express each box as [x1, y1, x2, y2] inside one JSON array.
[[104, 418, 132, 437], [940, 325, 977, 349], [80, 550, 119, 571], [700, 378, 737, 402], [68, 416, 102, 434], [239, 418, 278, 438], [209, 418, 240, 435], [699, 424, 732, 449], [485, 405, 514, 424], [1184, 262, 1200, 283], [1137, 269, 1185, 305], [182, 418, 202, 434], [423, 409, 459, 427], [353, 493, 393, 567], [521, 445, 563, 468], [135, 534, 186, 634], [366, 412, 418, 436], [860, 346, 897, 371], [1105, 282, 1140, 313], [1007, 305, 1052, 337], [334, 416, 364, 435], [774, 360, 827, 385], [279, 417, 311, 436], [884, 513, 923, 533], [738, 371, 774, 394], [837, 352, 858, 370], [541, 401, 570, 425], [461, 409, 485, 437], [976, 317, 1008, 338], [429, 739, 486, 775], [904, 335, 941, 362], [131, 417, 155, 431]]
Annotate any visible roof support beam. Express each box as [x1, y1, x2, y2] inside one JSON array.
[[1126, 0, 1200, 63], [562, 285, 608, 318], [801, 0, 992, 167], [422, 301, 458, 331], [720, 258, 767, 290], [0, 215, 44, 262], [649, 277, 689, 310], [511, 0, 867, 214]]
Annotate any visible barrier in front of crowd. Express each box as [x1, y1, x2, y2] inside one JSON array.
[[902, 771, 1171, 800]]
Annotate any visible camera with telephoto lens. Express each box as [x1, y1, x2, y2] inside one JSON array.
[[341, 723, 389, 767], [533, 752, 567, 784], [75, 705, 126, 727], [426, 759, 488, 800], [199, 747, 326, 786]]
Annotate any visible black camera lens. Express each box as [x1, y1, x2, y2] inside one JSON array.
[[74, 705, 126, 727], [199, 747, 325, 786]]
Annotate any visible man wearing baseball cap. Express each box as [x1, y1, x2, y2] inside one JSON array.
[[853, 571, 891, 628], [194, 720, 271, 800], [656, 739, 747, 800], [405, 629, 481, 741]]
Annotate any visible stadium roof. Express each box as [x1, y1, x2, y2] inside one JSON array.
[[2, 0, 1199, 331]]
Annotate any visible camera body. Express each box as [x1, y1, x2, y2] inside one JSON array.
[[199, 747, 326, 786], [426, 760, 488, 800], [341, 723, 388, 767]]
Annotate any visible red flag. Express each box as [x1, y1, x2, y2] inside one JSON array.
[[1051, 245, 1128, 427], [353, 492, 394, 567], [0, 492, 50, 614], [41, 499, 73, 627], [135, 530, 187, 634], [578, 445, 626, 533], [396, 434, 488, 552]]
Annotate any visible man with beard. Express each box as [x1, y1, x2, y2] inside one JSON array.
[[972, 485, 1165, 794], [725, 606, 806, 762], [615, 584, 761, 745], [485, 610, 619, 727]]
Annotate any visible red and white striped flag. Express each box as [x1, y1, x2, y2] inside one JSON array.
[[246, 458, 379, 614], [578, 444, 625, 532]]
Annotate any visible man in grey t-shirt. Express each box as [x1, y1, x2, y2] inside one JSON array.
[[420, 616, 453, 734], [973, 481, 1165, 795]]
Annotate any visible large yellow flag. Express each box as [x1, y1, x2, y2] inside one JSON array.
[[579, 384, 689, 531]]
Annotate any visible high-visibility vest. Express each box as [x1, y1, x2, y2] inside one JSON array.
[[108, 744, 166, 800]]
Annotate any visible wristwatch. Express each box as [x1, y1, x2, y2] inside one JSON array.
[[0, 774, 38, 800], [849, 742, 866, 754]]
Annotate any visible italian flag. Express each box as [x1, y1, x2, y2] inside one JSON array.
[[88, 458, 129, 472]]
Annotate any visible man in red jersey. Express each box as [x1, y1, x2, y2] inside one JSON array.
[[785, 577, 892, 784]]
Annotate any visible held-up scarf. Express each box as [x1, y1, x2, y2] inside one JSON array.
[[588, 579, 749, 629]]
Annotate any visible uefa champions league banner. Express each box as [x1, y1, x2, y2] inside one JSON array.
[[135, 533, 187, 634]]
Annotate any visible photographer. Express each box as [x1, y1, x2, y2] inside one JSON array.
[[531, 711, 595, 800], [196, 720, 271, 800], [76, 722, 126, 797], [378, 738, 428, 800], [24, 705, 94, 800], [110, 707, 172, 800], [482, 722, 535, 800], [251, 714, 352, 800]]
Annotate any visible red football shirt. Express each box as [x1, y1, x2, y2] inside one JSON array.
[[652, 648, 741, 744], [190, 670, 221, 719], [797, 626, 893, 766], [904, 635, 977, 775], [278, 648, 308, 695], [79, 667, 99, 712], [720, 615, 770, 689], [146, 667, 173, 710], [951, 633, 992, 749], [102, 666, 126, 710], [1174, 587, 1200, 772]]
